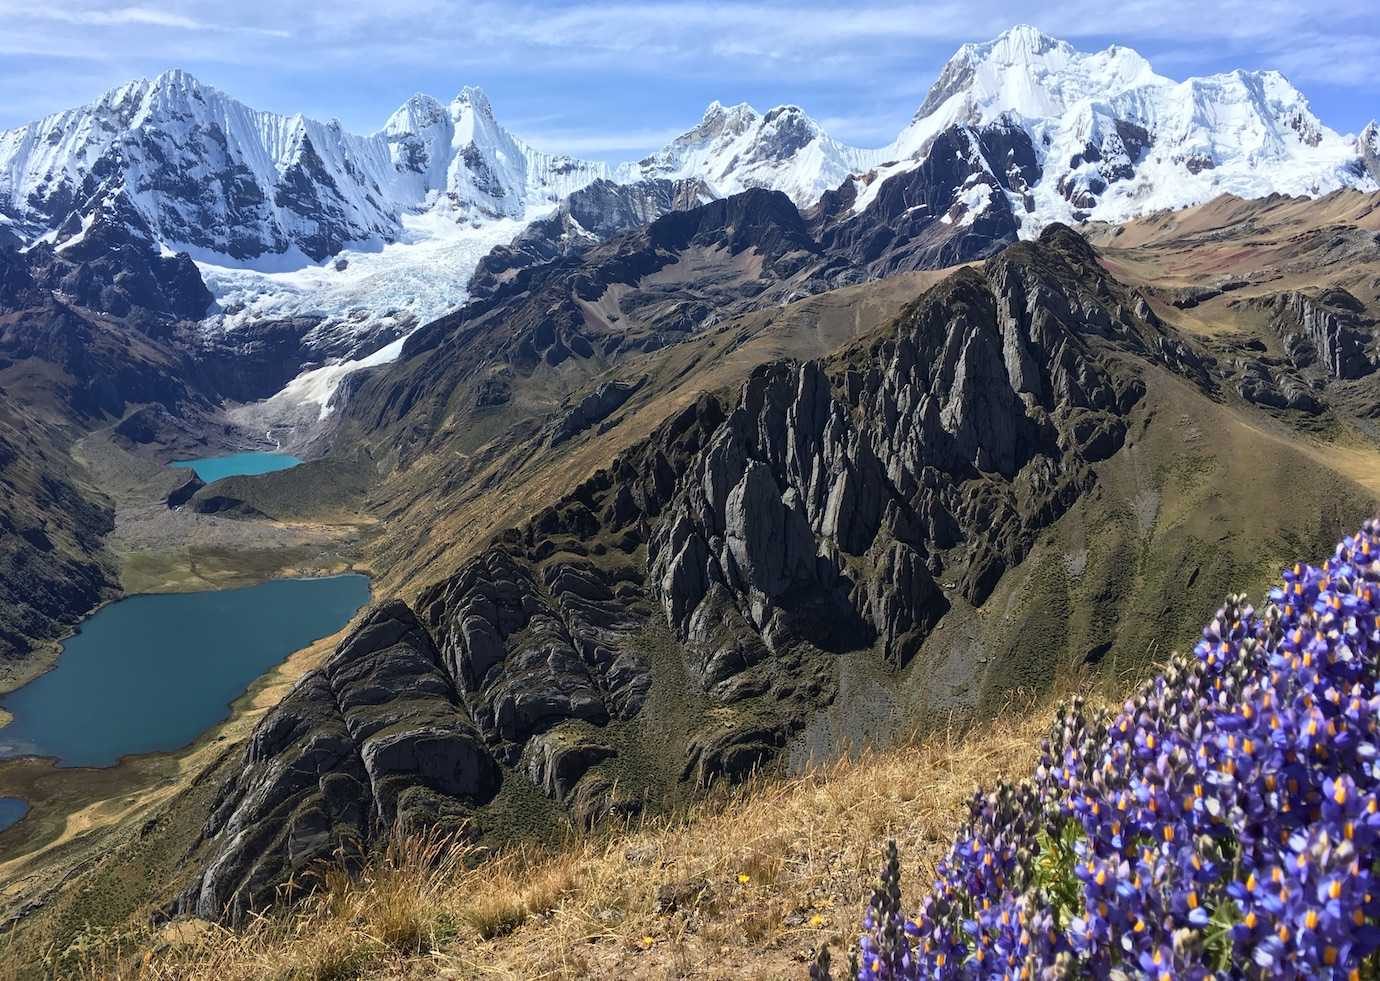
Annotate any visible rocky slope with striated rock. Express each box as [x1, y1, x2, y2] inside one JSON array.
[[1086, 189, 1380, 429], [178, 601, 500, 922], [8, 193, 1380, 974], [178, 225, 1221, 921]]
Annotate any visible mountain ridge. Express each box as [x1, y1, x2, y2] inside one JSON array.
[[0, 70, 609, 263]]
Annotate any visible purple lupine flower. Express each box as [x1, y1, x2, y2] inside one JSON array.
[[836, 521, 1380, 979]]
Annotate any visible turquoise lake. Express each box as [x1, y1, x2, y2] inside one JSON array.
[[170, 451, 302, 483], [0, 575, 370, 768], [0, 797, 26, 833]]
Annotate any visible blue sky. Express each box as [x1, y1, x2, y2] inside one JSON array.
[[0, 1, 1375, 162]]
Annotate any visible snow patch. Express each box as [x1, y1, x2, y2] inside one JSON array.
[[944, 181, 992, 226]]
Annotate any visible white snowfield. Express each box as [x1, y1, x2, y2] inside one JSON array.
[[198, 211, 532, 353], [1, 26, 1375, 420]]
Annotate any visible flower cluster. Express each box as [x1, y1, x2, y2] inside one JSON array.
[[837, 521, 1380, 978]]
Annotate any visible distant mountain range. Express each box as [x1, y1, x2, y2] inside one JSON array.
[[2, 25, 1375, 266], [0, 24, 1376, 416]]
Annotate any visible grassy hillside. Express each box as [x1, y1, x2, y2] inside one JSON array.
[[73, 523, 1380, 980], [62, 694, 1063, 980]]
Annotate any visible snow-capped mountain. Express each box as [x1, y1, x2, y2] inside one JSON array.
[[619, 101, 884, 207], [380, 87, 609, 224], [1359, 121, 1380, 182], [0, 70, 608, 263], [5, 33, 1376, 271], [3, 32, 1376, 425], [858, 25, 1375, 228]]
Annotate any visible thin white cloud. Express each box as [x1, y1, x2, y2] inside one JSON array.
[[0, 2, 289, 38], [49, 6, 207, 29], [2, 0, 1372, 83], [0, 0, 1374, 144], [1262, 34, 1380, 90]]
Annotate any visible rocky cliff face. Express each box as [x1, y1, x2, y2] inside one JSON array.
[[1220, 284, 1378, 418], [183, 226, 1213, 922], [23, 190, 212, 324], [813, 120, 1037, 278], [1360, 123, 1380, 183], [1270, 288, 1376, 381], [0, 404, 118, 673], [179, 602, 500, 921], [468, 177, 713, 298]]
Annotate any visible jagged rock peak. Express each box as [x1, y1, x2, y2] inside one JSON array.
[[911, 25, 1159, 131], [149, 66, 209, 92], [624, 98, 883, 207], [1360, 121, 1380, 157], [451, 85, 496, 119], [698, 99, 759, 127], [385, 93, 448, 128]]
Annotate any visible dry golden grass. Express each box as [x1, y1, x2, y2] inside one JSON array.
[[73, 693, 1070, 981]]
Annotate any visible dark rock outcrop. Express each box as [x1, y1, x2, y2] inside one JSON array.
[[552, 378, 643, 445], [178, 602, 500, 923], [28, 189, 213, 323], [1237, 360, 1322, 414], [189, 491, 267, 519], [810, 119, 1033, 277], [165, 472, 205, 508], [470, 178, 712, 298], [1270, 289, 1375, 380]]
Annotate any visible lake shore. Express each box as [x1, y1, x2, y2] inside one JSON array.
[[0, 624, 354, 935], [0, 574, 370, 767], [0, 433, 381, 946]]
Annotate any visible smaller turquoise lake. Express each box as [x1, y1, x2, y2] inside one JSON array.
[[0, 575, 370, 768], [171, 451, 302, 483]]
